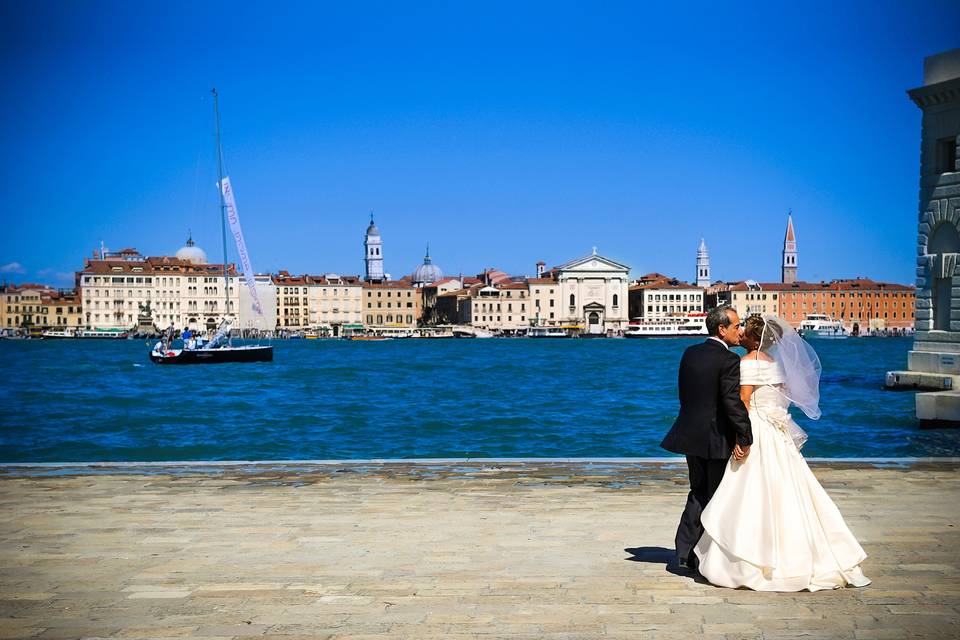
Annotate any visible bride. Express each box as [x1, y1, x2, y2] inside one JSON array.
[[694, 314, 871, 591]]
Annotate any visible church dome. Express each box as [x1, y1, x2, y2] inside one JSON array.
[[412, 246, 443, 286], [175, 232, 207, 264]]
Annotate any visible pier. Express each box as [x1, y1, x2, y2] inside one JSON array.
[[1, 460, 958, 639]]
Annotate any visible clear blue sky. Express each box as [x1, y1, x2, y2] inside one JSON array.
[[1, 1, 958, 288]]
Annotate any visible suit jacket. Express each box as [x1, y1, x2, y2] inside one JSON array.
[[660, 339, 753, 460]]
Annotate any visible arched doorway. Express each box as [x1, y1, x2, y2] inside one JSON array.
[[929, 222, 960, 330]]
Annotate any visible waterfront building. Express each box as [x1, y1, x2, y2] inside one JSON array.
[[779, 279, 914, 331], [364, 214, 385, 283], [273, 271, 309, 330], [306, 273, 363, 336], [782, 213, 798, 284], [459, 282, 530, 333], [236, 273, 277, 334], [628, 276, 705, 320], [553, 249, 630, 335], [528, 275, 559, 326], [730, 280, 782, 318], [79, 244, 240, 331], [411, 246, 443, 288], [362, 279, 421, 327], [731, 279, 915, 331], [887, 49, 960, 416], [421, 276, 478, 325], [696, 238, 711, 288], [704, 281, 735, 311], [0, 283, 81, 332]]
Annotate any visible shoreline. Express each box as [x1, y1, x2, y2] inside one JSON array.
[[1, 456, 957, 476]]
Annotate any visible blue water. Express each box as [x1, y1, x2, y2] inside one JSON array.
[[1, 337, 957, 462]]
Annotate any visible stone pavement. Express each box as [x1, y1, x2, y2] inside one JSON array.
[[1, 460, 958, 639]]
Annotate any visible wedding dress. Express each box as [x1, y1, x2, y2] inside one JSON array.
[[694, 357, 871, 591]]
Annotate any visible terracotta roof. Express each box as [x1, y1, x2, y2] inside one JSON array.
[[526, 278, 557, 285], [363, 281, 418, 290], [729, 279, 914, 292], [499, 283, 528, 290]]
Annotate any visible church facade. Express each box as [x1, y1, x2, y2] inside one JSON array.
[[553, 250, 630, 335]]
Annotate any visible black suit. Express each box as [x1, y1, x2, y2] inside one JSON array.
[[660, 338, 752, 566]]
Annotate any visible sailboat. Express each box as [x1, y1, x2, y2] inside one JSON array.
[[150, 89, 273, 365]]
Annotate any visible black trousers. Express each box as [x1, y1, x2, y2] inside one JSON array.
[[674, 454, 728, 565]]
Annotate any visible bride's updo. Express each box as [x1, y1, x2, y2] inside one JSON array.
[[744, 314, 783, 348]]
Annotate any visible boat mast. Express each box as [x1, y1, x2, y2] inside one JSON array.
[[211, 88, 230, 328]]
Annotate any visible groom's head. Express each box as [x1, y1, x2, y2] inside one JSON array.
[[707, 305, 742, 347]]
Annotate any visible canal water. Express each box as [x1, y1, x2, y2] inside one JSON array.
[[1, 337, 957, 462]]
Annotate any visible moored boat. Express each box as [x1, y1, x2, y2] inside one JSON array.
[[528, 326, 569, 338], [41, 329, 77, 339], [799, 314, 848, 339], [625, 314, 708, 338], [78, 328, 128, 339]]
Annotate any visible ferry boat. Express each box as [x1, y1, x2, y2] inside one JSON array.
[[77, 328, 129, 339], [528, 326, 569, 338], [41, 329, 77, 339], [624, 314, 708, 338], [799, 314, 848, 339]]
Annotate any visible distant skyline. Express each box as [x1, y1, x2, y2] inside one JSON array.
[[1, 2, 959, 288]]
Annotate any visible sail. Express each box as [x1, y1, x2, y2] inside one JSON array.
[[219, 176, 263, 316]]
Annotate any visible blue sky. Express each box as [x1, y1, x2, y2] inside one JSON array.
[[1, 1, 958, 288]]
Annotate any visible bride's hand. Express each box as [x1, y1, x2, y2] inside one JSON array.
[[733, 443, 750, 461]]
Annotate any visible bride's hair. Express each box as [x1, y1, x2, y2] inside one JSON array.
[[744, 314, 783, 348]]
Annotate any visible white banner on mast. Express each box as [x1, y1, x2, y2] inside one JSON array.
[[220, 177, 263, 316]]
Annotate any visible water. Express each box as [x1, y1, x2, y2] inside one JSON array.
[[1, 337, 957, 462]]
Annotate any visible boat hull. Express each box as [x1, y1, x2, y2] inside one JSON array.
[[150, 345, 273, 364]]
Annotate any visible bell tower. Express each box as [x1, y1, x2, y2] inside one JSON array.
[[364, 212, 384, 283], [696, 238, 710, 288], [782, 212, 797, 284]]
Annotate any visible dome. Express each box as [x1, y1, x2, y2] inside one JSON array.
[[175, 232, 207, 265], [412, 246, 443, 286], [366, 213, 380, 237]]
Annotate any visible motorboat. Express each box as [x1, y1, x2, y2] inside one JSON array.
[[799, 314, 848, 339]]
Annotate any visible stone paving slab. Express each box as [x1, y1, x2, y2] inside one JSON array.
[[0, 460, 958, 639]]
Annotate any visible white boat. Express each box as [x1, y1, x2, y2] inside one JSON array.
[[625, 314, 708, 338], [77, 329, 128, 339], [528, 326, 569, 338], [453, 326, 494, 338], [799, 314, 848, 339], [41, 329, 77, 339]]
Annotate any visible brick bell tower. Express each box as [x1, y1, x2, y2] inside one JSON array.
[[782, 211, 797, 284]]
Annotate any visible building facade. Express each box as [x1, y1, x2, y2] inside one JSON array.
[[459, 283, 529, 333], [629, 277, 705, 320], [307, 274, 363, 335], [887, 48, 960, 418], [0, 284, 80, 332], [362, 281, 421, 327], [553, 250, 630, 335], [273, 272, 309, 330], [79, 247, 240, 332]]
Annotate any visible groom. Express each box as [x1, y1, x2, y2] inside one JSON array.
[[660, 305, 753, 571]]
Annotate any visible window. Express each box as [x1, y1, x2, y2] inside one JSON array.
[[937, 136, 958, 174], [613, 294, 619, 307], [569, 294, 575, 307]]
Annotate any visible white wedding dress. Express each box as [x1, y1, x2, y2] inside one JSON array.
[[694, 358, 871, 591]]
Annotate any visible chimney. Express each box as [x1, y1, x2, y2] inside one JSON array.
[[536, 261, 545, 278]]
